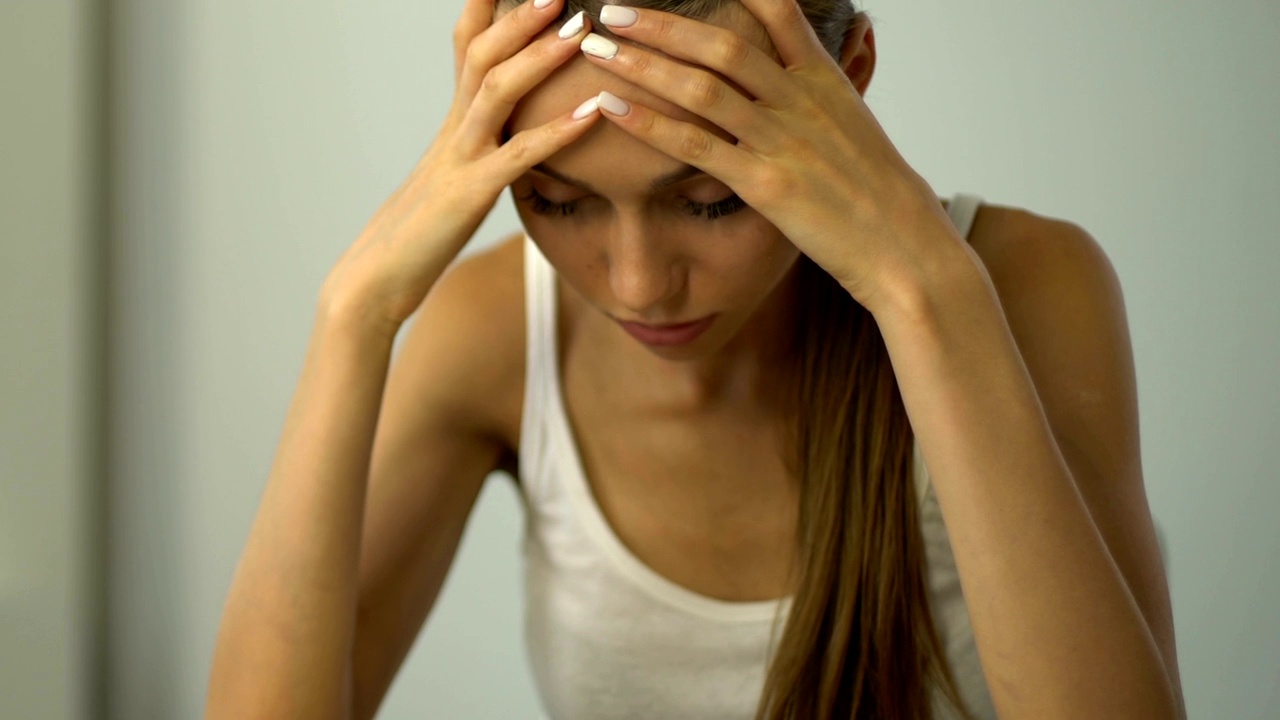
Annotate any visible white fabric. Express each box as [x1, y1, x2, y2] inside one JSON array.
[[517, 193, 996, 719]]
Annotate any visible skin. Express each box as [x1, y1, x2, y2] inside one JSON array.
[[499, 3, 944, 411], [487, 4, 850, 605], [209, 2, 1179, 716], [491, 4, 1187, 712], [481, 0, 963, 610]]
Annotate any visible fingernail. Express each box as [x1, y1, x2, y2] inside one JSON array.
[[600, 6, 638, 28], [572, 96, 601, 120], [580, 33, 619, 60], [597, 91, 630, 117], [534, 0, 554, 9], [558, 10, 585, 39]]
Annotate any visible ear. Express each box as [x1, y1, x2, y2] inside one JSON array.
[[837, 14, 876, 96]]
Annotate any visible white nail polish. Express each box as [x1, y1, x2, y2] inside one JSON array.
[[581, 33, 619, 60], [572, 96, 601, 120], [600, 6, 638, 28], [558, 10, 585, 39], [534, 0, 554, 8], [597, 91, 630, 116]]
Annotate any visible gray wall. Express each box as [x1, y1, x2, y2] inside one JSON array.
[[3, 0, 1277, 717], [0, 1, 99, 719]]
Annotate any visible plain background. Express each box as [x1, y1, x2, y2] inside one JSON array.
[[3, 0, 1278, 717]]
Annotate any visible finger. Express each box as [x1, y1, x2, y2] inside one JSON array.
[[731, 0, 827, 69], [595, 7, 797, 106], [578, 32, 781, 154], [485, 100, 605, 187], [593, 92, 756, 191], [452, 0, 496, 85], [457, 0, 565, 103], [459, 14, 593, 151]]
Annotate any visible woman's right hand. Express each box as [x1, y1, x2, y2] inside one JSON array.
[[319, 0, 596, 336]]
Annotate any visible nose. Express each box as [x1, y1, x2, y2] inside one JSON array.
[[606, 218, 683, 316]]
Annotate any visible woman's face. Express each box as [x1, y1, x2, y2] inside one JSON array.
[[504, 8, 801, 362]]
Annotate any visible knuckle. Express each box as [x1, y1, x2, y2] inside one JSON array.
[[687, 73, 724, 110], [464, 39, 491, 71], [652, 13, 678, 42], [677, 129, 715, 161], [452, 19, 479, 50], [775, 0, 806, 28], [545, 121, 571, 146], [628, 51, 655, 77], [505, 133, 535, 165], [756, 168, 795, 199], [526, 35, 555, 61], [634, 108, 660, 135], [479, 67, 505, 98], [715, 35, 752, 69], [452, 24, 472, 51]]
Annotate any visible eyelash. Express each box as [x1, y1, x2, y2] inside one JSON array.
[[517, 188, 748, 221]]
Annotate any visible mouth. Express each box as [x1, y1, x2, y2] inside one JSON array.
[[614, 314, 718, 347]]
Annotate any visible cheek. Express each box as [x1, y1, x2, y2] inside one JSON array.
[[712, 230, 797, 279], [524, 225, 599, 290], [514, 204, 587, 253]]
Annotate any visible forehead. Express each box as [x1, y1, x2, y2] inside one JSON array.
[[505, 5, 777, 139]]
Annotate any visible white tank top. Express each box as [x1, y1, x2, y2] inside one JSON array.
[[517, 194, 997, 720]]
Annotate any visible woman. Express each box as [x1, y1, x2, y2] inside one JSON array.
[[206, 1, 1186, 718]]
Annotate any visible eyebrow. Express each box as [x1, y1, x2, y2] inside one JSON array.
[[530, 162, 706, 194]]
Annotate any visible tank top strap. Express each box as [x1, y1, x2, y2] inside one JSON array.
[[947, 193, 984, 241], [519, 235, 560, 502]]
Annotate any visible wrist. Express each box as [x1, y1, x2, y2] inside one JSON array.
[[314, 289, 402, 351], [861, 234, 990, 328]]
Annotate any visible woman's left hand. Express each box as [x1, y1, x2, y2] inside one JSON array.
[[575, 0, 968, 315]]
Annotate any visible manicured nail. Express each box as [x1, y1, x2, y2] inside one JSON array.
[[572, 96, 601, 120], [581, 33, 619, 60], [534, 0, 554, 9], [558, 10, 586, 39], [597, 91, 630, 116], [600, 6, 638, 28]]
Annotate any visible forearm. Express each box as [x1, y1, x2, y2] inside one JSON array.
[[206, 309, 396, 720], [868, 247, 1177, 719]]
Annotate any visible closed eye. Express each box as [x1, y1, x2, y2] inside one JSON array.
[[679, 194, 748, 220], [517, 188, 579, 216], [517, 188, 749, 221]]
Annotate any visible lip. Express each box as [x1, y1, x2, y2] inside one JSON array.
[[616, 314, 717, 347]]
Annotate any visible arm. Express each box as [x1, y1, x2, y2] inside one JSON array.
[[204, 306, 399, 720], [204, 0, 601, 711], [867, 213, 1184, 720], [346, 239, 524, 719], [204, 241, 522, 720]]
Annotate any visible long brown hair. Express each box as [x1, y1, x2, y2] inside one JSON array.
[[499, 1, 978, 717], [764, 254, 974, 720]]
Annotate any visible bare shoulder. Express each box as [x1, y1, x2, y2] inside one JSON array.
[[399, 231, 527, 452], [965, 201, 1106, 287]]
